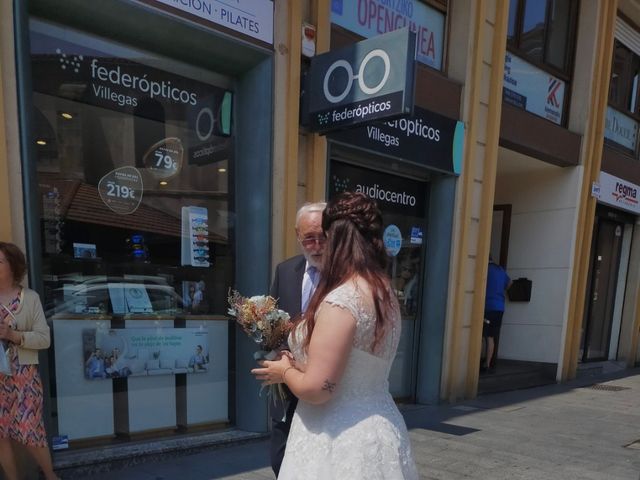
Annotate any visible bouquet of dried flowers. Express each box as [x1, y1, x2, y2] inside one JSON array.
[[228, 290, 292, 399]]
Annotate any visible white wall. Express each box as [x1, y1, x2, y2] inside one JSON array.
[[494, 148, 581, 363]]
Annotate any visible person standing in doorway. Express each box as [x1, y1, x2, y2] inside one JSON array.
[[268, 202, 326, 477], [482, 255, 511, 373]]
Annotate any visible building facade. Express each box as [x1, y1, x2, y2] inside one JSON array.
[[0, 0, 639, 472]]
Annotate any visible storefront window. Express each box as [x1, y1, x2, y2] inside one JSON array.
[[30, 19, 234, 446]]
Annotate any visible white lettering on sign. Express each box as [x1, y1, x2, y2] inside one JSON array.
[[366, 125, 400, 147], [90, 59, 198, 106], [385, 116, 440, 140], [148, 0, 274, 44], [330, 99, 393, 121], [355, 183, 416, 206]]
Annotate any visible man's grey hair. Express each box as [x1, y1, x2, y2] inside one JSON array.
[[295, 202, 327, 228]]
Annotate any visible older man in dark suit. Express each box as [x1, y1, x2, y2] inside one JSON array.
[[269, 202, 326, 477]]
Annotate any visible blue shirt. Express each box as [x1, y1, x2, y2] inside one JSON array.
[[485, 262, 510, 312]]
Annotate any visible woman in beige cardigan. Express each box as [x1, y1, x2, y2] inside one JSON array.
[[0, 242, 58, 480]]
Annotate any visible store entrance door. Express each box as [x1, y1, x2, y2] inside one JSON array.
[[328, 159, 429, 399], [581, 217, 625, 362]]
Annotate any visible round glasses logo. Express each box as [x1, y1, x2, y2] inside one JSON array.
[[322, 49, 390, 104]]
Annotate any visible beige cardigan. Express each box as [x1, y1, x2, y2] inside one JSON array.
[[3, 288, 50, 365]]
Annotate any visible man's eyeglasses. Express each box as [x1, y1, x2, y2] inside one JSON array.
[[300, 236, 326, 247]]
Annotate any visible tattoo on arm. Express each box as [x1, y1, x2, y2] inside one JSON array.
[[322, 379, 336, 394]]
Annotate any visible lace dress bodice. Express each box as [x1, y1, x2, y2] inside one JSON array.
[[278, 281, 418, 480]]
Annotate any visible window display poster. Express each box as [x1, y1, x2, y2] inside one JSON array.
[[83, 327, 210, 380], [107, 283, 153, 314], [73, 243, 97, 259], [182, 280, 209, 314], [181, 206, 210, 267], [503, 53, 565, 125]]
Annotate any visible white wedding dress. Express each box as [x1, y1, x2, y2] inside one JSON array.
[[278, 281, 419, 480]]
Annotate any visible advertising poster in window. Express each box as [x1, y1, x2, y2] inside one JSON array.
[[604, 106, 639, 151], [83, 327, 210, 379], [503, 53, 565, 125]]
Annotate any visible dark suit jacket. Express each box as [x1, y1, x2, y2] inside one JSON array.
[[269, 254, 306, 422]]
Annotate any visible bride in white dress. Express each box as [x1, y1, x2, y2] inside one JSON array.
[[252, 192, 418, 479]]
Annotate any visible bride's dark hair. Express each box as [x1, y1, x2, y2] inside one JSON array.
[[301, 191, 395, 353]]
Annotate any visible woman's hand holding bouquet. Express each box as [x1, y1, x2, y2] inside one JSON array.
[[227, 290, 293, 399]]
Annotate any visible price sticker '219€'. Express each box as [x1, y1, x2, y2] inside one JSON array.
[[98, 166, 143, 215]]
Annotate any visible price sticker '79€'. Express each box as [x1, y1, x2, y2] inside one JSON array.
[[143, 137, 184, 180], [98, 166, 143, 215]]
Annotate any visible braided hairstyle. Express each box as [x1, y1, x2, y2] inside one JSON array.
[[300, 191, 396, 353]]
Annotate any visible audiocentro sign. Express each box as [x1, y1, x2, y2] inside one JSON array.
[[307, 27, 416, 133]]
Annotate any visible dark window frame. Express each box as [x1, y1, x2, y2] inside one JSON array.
[[606, 13, 640, 159], [507, 0, 579, 82], [423, 0, 447, 14], [505, 0, 579, 127], [608, 39, 640, 119]]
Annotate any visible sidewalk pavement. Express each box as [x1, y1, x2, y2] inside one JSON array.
[[75, 368, 640, 480]]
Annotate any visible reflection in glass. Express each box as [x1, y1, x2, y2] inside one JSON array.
[[507, 0, 519, 43], [545, 0, 571, 70], [521, 0, 546, 62], [30, 19, 233, 447]]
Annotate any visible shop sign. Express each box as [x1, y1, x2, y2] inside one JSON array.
[[307, 28, 416, 133], [329, 106, 464, 175], [330, 0, 445, 69], [329, 161, 426, 217], [597, 172, 640, 215], [604, 106, 639, 151], [503, 53, 565, 125], [147, 0, 274, 44], [30, 29, 232, 167]]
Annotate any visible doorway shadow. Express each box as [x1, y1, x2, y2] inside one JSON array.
[[478, 359, 557, 395]]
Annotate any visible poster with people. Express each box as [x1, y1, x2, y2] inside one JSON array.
[[82, 327, 209, 379]]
